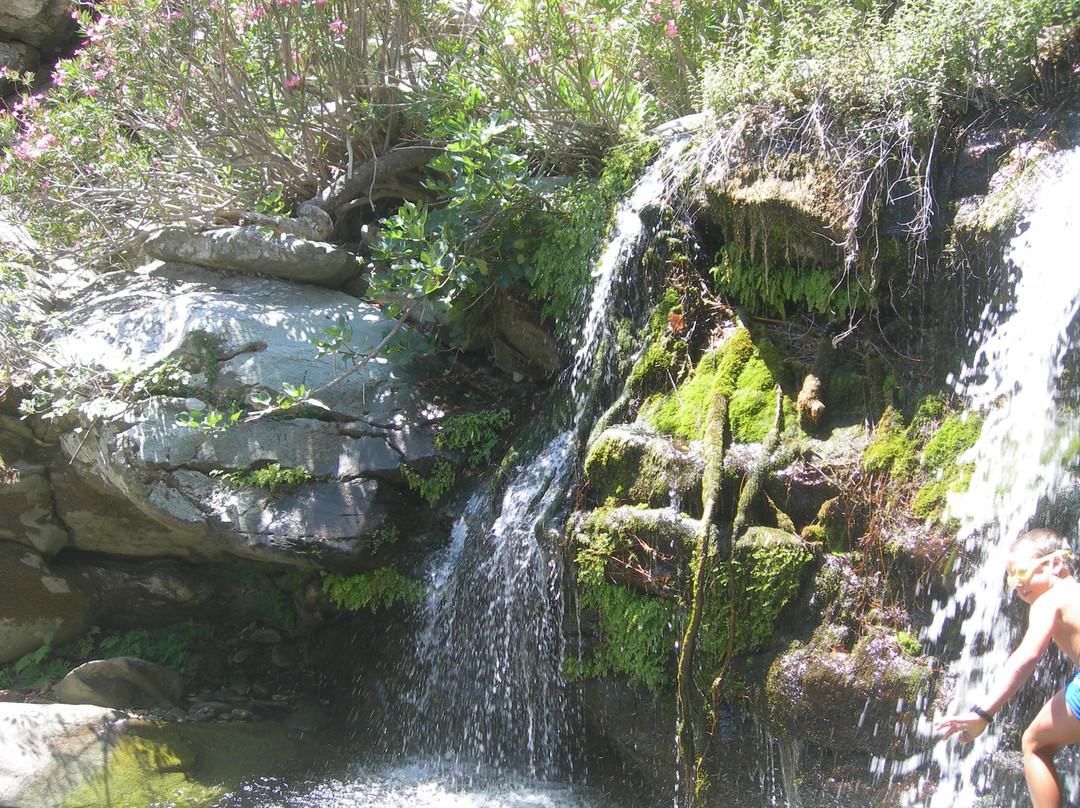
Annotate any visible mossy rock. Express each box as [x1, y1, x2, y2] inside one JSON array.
[[0, 703, 328, 808], [763, 627, 932, 757], [574, 504, 698, 590], [724, 527, 816, 653], [583, 426, 703, 513], [640, 326, 796, 444]]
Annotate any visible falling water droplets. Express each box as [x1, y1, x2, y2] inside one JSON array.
[[889, 147, 1080, 807]]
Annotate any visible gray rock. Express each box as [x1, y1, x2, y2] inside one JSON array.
[[0, 0, 76, 52], [20, 263, 443, 567], [54, 656, 185, 709], [143, 226, 362, 287], [0, 541, 97, 663], [0, 38, 39, 79]]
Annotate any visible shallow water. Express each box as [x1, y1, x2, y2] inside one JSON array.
[[223, 760, 647, 808]]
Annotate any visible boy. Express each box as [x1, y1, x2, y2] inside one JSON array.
[[936, 528, 1080, 808]]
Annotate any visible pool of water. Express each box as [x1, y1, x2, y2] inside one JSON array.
[[221, 759, 652, 808]]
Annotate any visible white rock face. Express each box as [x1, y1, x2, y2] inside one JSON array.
[[27, 262, 444, 567]]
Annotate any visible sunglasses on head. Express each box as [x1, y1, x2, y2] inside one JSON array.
[[1006, 549, 1073, 588]]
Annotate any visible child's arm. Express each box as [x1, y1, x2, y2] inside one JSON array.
[[935, 592, 1059, 743]]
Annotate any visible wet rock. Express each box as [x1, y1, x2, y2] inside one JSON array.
[[583, 425, 704, 515], [0, 540, 97, 663], [54, 656, 185, 709], [764, 625, 932, 757], [283, 702, 329, 732]]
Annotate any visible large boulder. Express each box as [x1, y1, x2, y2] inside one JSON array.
[[2, 262, 447, 568], [0, 0, 76, 53], [0, 702, 329, 808], [53, 656, 184, 709]]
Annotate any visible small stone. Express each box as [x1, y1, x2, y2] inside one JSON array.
[[249, 628, 282, 644], [271, 644, 299, 668]]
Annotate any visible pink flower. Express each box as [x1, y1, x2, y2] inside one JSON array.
[[589, 77, 599, 87], [14, 132, 58, 160], [71, 135, 84, 148], [651, 13, 662, 22], [284, 75, 302, 90], [665, 19, 678, 36], [93, 68, 108, 81], [329, 18, 347, 35], [526, 47, 542, 64], [210, 1, 222, 9]]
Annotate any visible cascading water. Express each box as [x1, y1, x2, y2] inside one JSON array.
[[888, 147, 1080, 807], [397, 136, 694, 783]]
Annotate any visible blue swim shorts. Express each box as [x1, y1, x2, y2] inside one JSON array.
[[1065, 670, 1080, 722]]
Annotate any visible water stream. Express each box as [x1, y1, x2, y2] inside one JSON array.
[[886, 147, 1080, 807]]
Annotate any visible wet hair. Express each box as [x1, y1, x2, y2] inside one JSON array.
[[1010, 528, 1075, 575]]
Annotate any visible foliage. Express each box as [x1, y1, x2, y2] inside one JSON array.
[[699, 0, 1080, 303], [214, 563, 312, 628], [0, 621, 214, 689], [322, 568, 424, 613], [573, 550, 678, 692], [98, 621, 216, 671], [211, 462, 314, 492], [436, 408, 512, 467], [399, 458, 456, 506], [369, 116, 657, 343]]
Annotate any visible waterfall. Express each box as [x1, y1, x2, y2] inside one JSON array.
[[889, 147, 1080, 806], [397, 136, 694, 782]]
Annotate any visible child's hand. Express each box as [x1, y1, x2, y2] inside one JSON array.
[[934, 712, 989, 744]]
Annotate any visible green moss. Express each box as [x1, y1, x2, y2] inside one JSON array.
[[641, 327, 794, 444], [863, 406, 917, 478], [583, 429, 699, 507], [698, 528, 814, 667], [910, 412, 982, 519], [56, 725, 217, 808], [626, 337, 686, 398], [896, 630, 922, 657]]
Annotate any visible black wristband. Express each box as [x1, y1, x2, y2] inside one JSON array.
[[971, 706, 993, 723]]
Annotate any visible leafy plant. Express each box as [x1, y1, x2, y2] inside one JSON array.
[[436, 408, 512, 467], [322, 568, 424, 613], [399, 458, 456, 506], [211, 463, 313, 492]]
